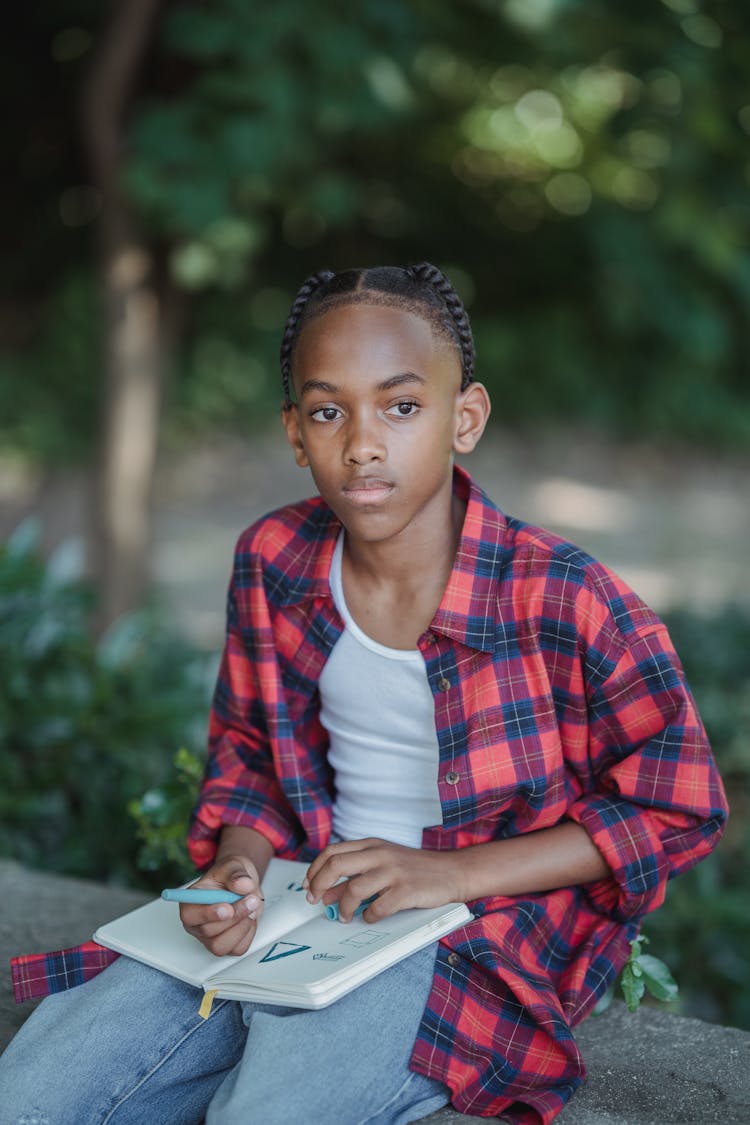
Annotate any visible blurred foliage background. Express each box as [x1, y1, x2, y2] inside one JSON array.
[[3, 0, 750, 458], [0, 0, 748, 1031]]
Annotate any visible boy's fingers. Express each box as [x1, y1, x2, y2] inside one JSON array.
[[184, 899, 260, 927], [196, 914, 258, 957], [332, 879, 383, 921], [180, 890, 264, 931], [182, 906, 260, 952], [178, 855, 267, 953], [182, 858, 264, 920], [305, 844, 359, 889], [306, 842, 386, 902], [304, 838, 382, 887]]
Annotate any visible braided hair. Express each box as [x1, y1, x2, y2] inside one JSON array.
[[279, 263, 475, 408]]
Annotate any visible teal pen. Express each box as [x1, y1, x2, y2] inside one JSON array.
[[161, 887, 243, 905], [325, 894, 378, 922]]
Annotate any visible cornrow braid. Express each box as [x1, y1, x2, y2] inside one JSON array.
[[407, 262, 475, 388], [280, 269, 335, 407], [279, 262, 476, 405]]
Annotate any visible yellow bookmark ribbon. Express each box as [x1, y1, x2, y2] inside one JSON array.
[[198, 989, 218, 1020]]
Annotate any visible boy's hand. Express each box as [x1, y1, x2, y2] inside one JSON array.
[[303, 838, 463, 923], [179, 854, 265, 956]]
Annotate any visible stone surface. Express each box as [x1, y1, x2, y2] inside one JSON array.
[[0, 860, 150, 1051], [416, 1003, 750, 1125], [2, 860, 749, 1124]]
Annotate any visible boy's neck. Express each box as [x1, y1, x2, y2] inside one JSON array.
[[343, 490, 465, 586], [338, 491, 466, 649]]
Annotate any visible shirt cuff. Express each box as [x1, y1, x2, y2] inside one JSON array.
[[188, 790, 302, 870], [567, 795, 672, 921]]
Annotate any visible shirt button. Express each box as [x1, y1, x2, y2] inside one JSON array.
[[438, 676, 451, 692], [447, 952, 461, 968], [445, 771, 460, 785], [423, 632, 436, 645]]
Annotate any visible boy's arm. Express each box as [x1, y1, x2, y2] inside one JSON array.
[[303, 823, 608, 922], [564, 623, 728, 921], [448, 820, 610, 900], [188, 566, 305, 872], [214, 823, 276, 876]]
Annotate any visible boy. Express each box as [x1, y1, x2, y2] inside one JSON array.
[[2, 264, 728, 1125]]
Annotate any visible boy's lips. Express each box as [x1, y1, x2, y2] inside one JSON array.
[[341, 477, 394, 505]]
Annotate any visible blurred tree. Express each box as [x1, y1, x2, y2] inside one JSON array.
[[82, 0, 166, 628], [2, 0, 749, 621], [121, 0, 750, 452], [0, 3, 102, 463], [3, 0, 427, 624], [101, 0, 425, 624]]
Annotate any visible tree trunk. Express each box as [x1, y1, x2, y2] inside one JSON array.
[[82, 0, 165, 631]]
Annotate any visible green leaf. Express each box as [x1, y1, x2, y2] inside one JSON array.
[[616, 933, 680, 1012], [639, 954, 679, 1004], [621, 964, 646, 1012], [174, 746, 205, 786], [592, 985, 615, 1017]]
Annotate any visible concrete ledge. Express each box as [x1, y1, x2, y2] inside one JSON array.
[[2, 861, 749, 1123], [0, 860, 151, 1050]]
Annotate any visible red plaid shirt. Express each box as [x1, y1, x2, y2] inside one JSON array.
[[13, 467, 727, 1123], [188, 466, 727, 1121]]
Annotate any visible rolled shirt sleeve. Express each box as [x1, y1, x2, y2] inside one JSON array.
[[567, 625, 728, 921], [187, 582, 305, 870]]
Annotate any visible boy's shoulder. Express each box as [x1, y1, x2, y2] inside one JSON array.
[[503, 511, 619, 592], [469, 474, 664, 642], [470, 471, 614, 576], [231, 493, 339, 588], [241, 492, 334, 536]]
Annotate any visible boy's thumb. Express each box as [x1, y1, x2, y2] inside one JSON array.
[[224, 862, 259, 893], [210, 856, 246, 882]]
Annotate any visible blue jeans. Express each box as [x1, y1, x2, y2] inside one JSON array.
[[0, 943, 450, 1125]]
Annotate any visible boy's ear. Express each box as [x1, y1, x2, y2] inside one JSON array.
[[281, 404, 310, 468], [453, 382, 491, 455]]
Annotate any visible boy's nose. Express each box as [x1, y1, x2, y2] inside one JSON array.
[[343, 414, 386, 464]]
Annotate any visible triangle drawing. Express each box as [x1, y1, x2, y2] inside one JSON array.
[[259, 941, 311, 963]]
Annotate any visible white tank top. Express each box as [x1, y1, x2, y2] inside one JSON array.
[[319, 533, 443, 848]]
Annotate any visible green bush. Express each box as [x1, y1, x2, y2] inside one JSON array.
[[0, 521, 214, 890]]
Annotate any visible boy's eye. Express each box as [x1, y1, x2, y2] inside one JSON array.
[[310, 406, 342, 422], [386, 400, 419, 418]]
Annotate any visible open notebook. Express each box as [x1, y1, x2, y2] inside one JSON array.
[[94, 857, 471, 1011]]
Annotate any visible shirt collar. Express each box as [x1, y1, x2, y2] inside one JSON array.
[[430, 464, 507, 652], [281, 465, 508, 653]]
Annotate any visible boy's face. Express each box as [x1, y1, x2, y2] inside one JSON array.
[[283, 302, 487, 547]]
